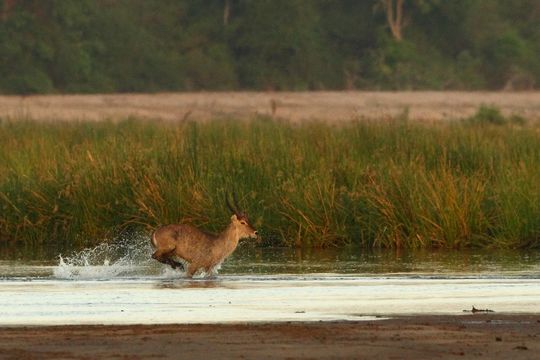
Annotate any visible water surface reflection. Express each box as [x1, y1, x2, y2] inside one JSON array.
[[1, 236, 540, 279]]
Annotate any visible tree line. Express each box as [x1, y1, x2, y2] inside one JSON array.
[[0, 0, 539, 94]]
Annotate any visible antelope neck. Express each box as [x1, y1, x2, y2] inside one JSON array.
[[217, 223, 241, 253]]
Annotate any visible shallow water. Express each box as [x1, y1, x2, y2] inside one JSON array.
[[1, 236, 540, 325]]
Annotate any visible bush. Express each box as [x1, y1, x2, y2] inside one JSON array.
[[467, 105, 508, 125]]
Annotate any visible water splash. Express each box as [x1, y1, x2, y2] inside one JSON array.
[[53, 232, 184, 280]]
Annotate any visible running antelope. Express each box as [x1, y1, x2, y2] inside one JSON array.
[[150, 196, 258, 277]]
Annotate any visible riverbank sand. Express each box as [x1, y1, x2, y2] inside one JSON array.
[[1, 315, 539, 359]]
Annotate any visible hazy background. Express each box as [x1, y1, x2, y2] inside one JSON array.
[[1, 0, 539, 94]]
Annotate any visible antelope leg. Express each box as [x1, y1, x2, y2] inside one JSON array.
[[185, 264, 198, 278], [152, 248, 183, 270], [167, 258, 184, 270]]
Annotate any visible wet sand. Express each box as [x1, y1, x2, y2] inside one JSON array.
[[3, 276, 540, 325], [1, 315, 539, 359], [1, 91, 540, 121]]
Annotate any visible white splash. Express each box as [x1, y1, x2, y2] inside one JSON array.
[[53, 232, 186, 280]]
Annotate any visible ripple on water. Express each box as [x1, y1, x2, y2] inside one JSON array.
[[2, 237, 540, 325], [3, 232, 540, 281]]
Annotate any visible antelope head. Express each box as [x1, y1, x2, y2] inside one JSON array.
[[226, 193, 258, 240]]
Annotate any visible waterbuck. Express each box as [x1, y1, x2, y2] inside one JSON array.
[[150, 195, 258, 277]]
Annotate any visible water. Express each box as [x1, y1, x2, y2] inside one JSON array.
[[1, 235, 540, 325]]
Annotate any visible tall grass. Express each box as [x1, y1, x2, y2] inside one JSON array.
[[1, 116, 539, 249]]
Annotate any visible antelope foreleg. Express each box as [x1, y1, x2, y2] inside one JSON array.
[[185, 264, 199, 278]]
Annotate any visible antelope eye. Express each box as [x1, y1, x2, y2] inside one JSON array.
[[240, 221, 247, 225]]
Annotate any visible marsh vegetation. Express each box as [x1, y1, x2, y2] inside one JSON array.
[[0, 112, 539, 250]]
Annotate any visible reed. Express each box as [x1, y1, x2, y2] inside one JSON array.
[[1, 116, 539, 249]]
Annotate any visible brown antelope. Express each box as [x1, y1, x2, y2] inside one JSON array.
[[150, 195, 258, 277]]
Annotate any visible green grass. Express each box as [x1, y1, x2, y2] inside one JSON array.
[[1, 116, 539, 249]]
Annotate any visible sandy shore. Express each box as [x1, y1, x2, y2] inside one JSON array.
[[1, 91, 540, 121], [1, 315, 539, 359]]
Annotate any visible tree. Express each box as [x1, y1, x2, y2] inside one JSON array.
[[230, 0, 326, 90], [384, 0, 405, 41], [0, 0, 538, 92], [223, 0, 230, 26]]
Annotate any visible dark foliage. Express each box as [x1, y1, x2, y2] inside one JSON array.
[[0, 0, 539, 93]]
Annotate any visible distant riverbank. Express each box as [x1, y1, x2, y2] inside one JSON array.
[[1, 91, 540, 122]]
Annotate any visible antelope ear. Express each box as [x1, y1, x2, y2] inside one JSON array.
[[231, 214, 238, 222]]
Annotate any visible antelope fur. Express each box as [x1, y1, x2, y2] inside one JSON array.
[[151, 212, 257, 277]]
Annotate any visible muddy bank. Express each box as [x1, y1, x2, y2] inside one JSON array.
[[1, 91, 539, 121], [1, 315, 539, 359]]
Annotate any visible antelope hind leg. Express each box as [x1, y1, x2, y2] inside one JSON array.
[[151, 250, 168, 265], [162, 249, 185, 271], [166, 257, 184, 271], [152, 248, 183, 270]]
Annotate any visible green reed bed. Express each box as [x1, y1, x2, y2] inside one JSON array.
[[0, 117, 539, 249]]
